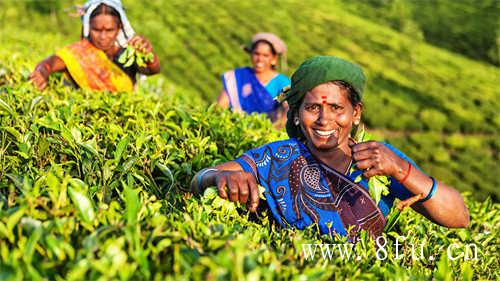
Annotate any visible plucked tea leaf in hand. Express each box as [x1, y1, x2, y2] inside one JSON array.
[[118, 45, 154, 68], [352, 124, 390, 204]]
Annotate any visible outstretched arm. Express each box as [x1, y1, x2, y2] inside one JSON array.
[[29, 55, 67, 90], [352, 141, 470, 228], [190, 161, 261, 212]]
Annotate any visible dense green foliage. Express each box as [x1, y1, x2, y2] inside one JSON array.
[[1, 52, 498, 280], [0, 1, 499, 280]]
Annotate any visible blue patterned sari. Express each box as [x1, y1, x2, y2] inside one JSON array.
[[235, 138, 416, 239], [222, 67, 289, 121]]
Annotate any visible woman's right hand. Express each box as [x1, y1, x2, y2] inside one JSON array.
[[29, 56, 67, 91], [29, 64, 50, 90], [214, 170, 260, 212]]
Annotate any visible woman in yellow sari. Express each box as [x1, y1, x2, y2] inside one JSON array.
[[30, 0, 160, 92]]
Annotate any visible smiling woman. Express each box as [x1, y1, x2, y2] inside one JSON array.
[[29, 0, 160, 92], [217, 33, 291, 128], [192, 56, 470, 240]]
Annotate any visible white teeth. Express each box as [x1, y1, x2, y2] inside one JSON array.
[[314, 129, 338, 136]]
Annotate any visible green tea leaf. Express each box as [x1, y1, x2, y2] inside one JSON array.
[[123, 181, 140, 226], [23, 225, 43, 264], [0, 97, 15, 116], [114, 135, 129, 164], [7, 208, 25, 232], [367, 177, 390, 205], [29, 95, 44, 112], [68, 179, 95, 224]]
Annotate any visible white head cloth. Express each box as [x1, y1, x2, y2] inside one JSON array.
[[251, 33, 287, 54], [81, 0, 135, 47]]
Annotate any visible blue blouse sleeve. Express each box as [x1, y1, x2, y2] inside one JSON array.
[[234, 145, 267, 182], [265, 73, 291, 98]]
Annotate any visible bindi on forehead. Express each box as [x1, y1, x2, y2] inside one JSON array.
[[321, 96, 327, 104]]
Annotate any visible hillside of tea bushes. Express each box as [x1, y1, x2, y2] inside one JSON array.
[[340, 0, 499, 66], [0, 0, 499, 280]]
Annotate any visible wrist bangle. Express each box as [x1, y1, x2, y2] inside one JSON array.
[[419, 176, 437, 203], [195, 168, 218, 194], [399, 161, 412, 184]]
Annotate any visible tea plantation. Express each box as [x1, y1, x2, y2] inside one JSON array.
[[0, 1, 499, 280]]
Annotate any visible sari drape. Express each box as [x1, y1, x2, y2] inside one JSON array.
[[235, 139, 416, 239], [56, 40, 133, 92], [222, 67, 280, 115]]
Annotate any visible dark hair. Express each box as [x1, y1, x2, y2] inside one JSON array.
[[250, 40, 277, 56], [331, 81, 361, 107], [90, 3, 121, 25]]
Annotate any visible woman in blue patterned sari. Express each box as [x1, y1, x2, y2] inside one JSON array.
[[217, 33, 290, 128], [195, 56, 469, 239]]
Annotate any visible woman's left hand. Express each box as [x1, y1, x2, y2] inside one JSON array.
[[351, 141, 407, 180], [128, 35, 153, 53]]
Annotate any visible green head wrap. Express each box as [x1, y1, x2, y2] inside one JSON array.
[[284, 56, 366, 139]]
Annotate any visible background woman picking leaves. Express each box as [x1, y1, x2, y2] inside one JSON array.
[[217, 33, 290, 128], [29, 0, 160, 92], [192, 56, 469, 239]]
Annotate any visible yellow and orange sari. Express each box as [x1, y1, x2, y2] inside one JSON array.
[[56, 39, 133, 92]]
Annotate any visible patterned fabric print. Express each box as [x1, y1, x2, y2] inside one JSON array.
[[56, 40, 134, 92], [320, 164, 386, 239], [289, 156, 337, 223], [235, 138, 386, 240]]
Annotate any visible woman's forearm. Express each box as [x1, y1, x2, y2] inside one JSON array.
[[30, 55, 66, 90], [395, 161, 470, 228], [41, 55, 67, 74]]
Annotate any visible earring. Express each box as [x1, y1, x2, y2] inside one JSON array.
[[294, 117, 299, 126], [354, 120, 360, 125]]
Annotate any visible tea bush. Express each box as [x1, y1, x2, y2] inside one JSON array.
[[0, 60, 498, 281]]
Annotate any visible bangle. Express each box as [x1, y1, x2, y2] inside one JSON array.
[[419, 177, 437, 203], [195, 168, 218, 194], [399, 161, 412, 184]]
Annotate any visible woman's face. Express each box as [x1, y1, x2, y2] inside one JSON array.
[[298, 82, 362, 152], [89, 14, 120, 52], [251, 42, 277, 73]]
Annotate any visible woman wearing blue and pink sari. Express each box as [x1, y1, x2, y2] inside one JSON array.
[[217, 33, 290, 128], [194, 56, 469, 240]]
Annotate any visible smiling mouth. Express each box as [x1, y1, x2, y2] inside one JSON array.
[[313, 129, 339, 138]]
